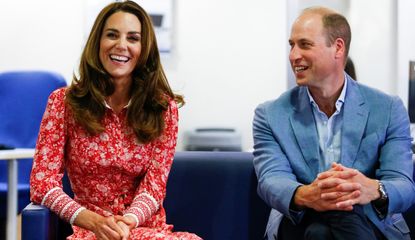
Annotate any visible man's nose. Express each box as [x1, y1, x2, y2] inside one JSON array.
[[289, 46, 301, 62]]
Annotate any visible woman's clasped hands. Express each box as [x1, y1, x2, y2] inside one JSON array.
[[92, 214, 137, 240]]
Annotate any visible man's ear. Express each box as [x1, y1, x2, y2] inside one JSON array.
[[334, 38, 346, 60]]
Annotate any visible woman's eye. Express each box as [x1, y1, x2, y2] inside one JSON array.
[[106, 32, 117, 38], [128, 36, 140, 42]]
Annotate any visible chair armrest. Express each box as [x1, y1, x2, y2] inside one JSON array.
[[21, 203, 58, 240]]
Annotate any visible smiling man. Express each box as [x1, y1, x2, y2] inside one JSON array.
[[253, 6, 415, 240]]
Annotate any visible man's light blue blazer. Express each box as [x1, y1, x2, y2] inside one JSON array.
[[253, 75, 415, 239]]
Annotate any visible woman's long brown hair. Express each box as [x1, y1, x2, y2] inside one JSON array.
[[66, 1, 183, 143]]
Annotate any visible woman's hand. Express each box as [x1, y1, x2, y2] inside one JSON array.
[[114, 215, 137, 240], [73, 209, 126, 240], [92, 215, 126, 240], [116, 221, 130, 240]]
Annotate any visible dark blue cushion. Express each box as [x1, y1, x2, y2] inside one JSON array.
[[164, 151, 269, 240]]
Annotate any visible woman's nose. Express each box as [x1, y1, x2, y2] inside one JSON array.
[[115, 37, 127, 50]]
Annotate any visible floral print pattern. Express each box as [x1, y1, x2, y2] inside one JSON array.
[[30, 88, 201, 240]]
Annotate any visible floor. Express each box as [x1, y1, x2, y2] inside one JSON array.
[[17, 214, 21, 240]]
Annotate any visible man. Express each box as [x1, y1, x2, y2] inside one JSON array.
[[253, 6, 415, 240]]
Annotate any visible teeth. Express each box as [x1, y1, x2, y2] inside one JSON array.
[[110, 55, 129, 62], [295, 66, 307, 73]]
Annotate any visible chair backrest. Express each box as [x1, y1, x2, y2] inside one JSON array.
[[0, 71, 66, 211], [164, 151, 270, 240], [0, 71, 66, 148]]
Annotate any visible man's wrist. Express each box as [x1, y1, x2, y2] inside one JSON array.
[[373, 180, 388, 203], [292, 185, 307, 210], [371, 180, 388, 218]]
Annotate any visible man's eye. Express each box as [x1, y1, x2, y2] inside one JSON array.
[[302, 42, 312, 47]]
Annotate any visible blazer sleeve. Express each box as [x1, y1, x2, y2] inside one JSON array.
[[377, 96, 415, 214], [253, 102, 303, 223]]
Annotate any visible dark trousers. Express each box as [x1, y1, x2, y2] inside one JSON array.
[[277, 206, 386, 240]]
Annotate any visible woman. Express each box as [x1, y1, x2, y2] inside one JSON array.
[[30, 1, 201, 239]]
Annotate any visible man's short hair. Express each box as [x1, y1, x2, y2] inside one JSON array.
[[322, 12, 351, 58], [302, 7, 352, 61]]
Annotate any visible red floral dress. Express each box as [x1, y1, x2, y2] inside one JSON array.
[[30, 88, 201, 240]]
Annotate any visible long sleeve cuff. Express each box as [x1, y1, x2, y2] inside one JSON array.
[[41, 187, 85, 224], [371, 199, 389, 219], [124, 192, 159, 227], [287, 185, 306, 224], [288, 208, 306, 224]]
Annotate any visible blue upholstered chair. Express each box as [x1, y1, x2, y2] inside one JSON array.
[[0, 71, 66, 227]]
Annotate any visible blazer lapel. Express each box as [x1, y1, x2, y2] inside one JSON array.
[[290, 87, 320, 177], [340, 78, 369, 167]]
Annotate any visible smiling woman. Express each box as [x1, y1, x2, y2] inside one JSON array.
[[99, 11, 142, 85], [29, 1, 201, 240]]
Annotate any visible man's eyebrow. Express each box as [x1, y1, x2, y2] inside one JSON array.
[[299, 38, 312, 43]]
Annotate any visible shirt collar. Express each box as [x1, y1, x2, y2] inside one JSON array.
[[307, 74, 348, 107]]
